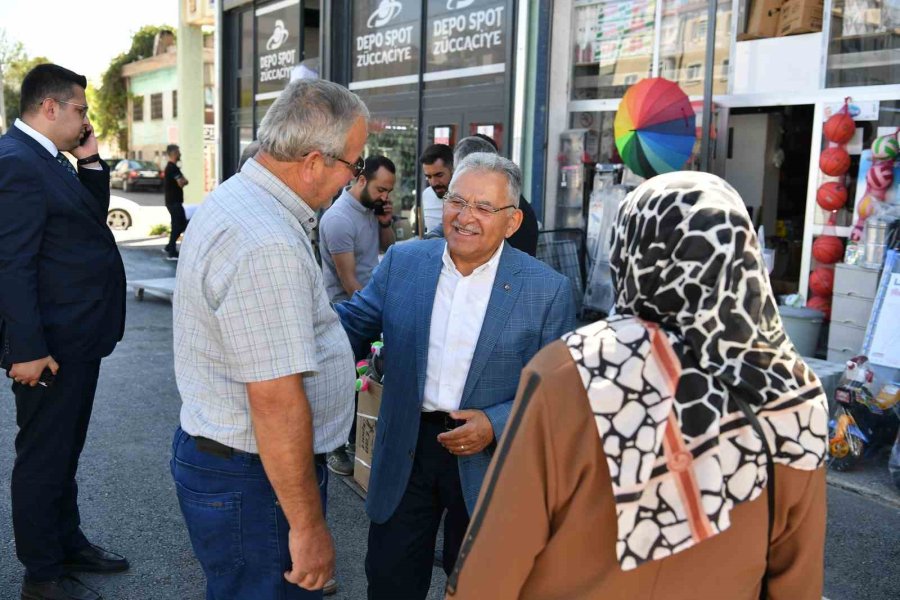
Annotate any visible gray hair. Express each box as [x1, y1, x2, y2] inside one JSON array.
[[257, 79, 369, 161], [453, 135, 498, 165], [450, 152, 521, 208]]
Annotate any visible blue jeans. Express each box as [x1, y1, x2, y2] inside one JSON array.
[[170, 427, 328, 600]]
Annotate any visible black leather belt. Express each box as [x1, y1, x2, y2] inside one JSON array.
[[420, 410, 465, 432], [193, 435, 325, 465]]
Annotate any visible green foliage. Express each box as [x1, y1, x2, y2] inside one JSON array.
[[93, 25, 175, 149], [0, 30, 50, 128], [149, 223, 171, 236]]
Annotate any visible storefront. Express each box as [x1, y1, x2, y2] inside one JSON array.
[[545, 0, 899, 301], [219, 0, 536, 237]]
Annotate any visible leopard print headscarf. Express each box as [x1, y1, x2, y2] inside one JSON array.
[[565, 171, 828, 570]]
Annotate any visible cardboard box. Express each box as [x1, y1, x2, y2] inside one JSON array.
[[353, 381, 382, 493], [777, 0, 824, 36], [742, 0, 784, 40]]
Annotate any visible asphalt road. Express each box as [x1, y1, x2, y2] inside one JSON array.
[[0, 244, 897, 599]]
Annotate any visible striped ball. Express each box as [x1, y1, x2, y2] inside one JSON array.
[[867, 161, 894, 190], [871, 135, 899, 161], [857, 194, 881, 219]]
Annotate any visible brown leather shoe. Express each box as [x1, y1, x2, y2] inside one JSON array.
[[20, 575, 101, 600], [61, 544, 129, 574]]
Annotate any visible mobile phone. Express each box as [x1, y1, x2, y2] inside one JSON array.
[[373, 200, 385, 216], [79, 127, 91, 146]]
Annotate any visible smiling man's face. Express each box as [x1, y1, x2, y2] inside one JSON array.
[[443, 170, 522, 274]]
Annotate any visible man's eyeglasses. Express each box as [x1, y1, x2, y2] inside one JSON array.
[[323, 153, 365, 178], [43, 98, 89, 119], [443, 192, 517, 218]]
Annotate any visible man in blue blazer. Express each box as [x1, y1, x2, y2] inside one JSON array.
[[336, 153, 576, 599], [0, 64, 127, 600]]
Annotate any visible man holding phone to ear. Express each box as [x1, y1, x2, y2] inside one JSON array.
[[0, 64, 127, 600]]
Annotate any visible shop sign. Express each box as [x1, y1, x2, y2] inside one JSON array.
[[426, 0, 509, 77], [351, 0, 421, 89], [256, 0, 302, 98], [823, 100, 880, 121]]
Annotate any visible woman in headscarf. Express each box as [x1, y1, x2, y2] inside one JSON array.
[[445, 171, 828, 600]]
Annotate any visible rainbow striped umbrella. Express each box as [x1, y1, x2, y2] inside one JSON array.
[[614, 78, 696, 178]]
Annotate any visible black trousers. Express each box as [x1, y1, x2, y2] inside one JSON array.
[[165, 202, 187, 253], [365, 418, 470, 600], [11, 359, 101, 581]]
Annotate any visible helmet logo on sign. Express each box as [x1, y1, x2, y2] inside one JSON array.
[[266, 20, 290, 51], [368, 0, 403, 28], [447, 0, 475, 9]]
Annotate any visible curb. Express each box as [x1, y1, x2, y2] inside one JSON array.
[[826, 472, 900, 510]]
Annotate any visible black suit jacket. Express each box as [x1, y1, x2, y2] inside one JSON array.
[[0, 126, 126, 364]]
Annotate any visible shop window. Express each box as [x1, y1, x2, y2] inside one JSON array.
[[470, 123, 504, 152], [571, 0, 656, 101], [826, 0, 900, 87], [151, 93, 163, 120], [133, 96, 144, 121]]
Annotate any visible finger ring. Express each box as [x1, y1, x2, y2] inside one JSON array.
[[460, 445, 466, 451]]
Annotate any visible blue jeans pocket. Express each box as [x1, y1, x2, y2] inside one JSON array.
[[175, 481, 244, 576]]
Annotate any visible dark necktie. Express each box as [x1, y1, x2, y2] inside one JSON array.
[[56, 152, 78, 179]]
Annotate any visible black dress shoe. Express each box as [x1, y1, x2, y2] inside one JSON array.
[[62, 544, 129, 574], [21, 575, 101, 600]]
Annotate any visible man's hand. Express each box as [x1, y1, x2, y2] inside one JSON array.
[[71, 122, 99, 158], [9, 355, 59, 387], [284, 521, 335, 590], [377, 200, 393, 225], [437, 409, 494, 456]]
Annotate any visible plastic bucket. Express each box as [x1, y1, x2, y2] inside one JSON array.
[[779, 306, 825, 357]]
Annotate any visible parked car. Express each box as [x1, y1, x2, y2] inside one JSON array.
[[103, 157, 123, 172], [110, 159, 164, 192], [107, 195, 142, 230]]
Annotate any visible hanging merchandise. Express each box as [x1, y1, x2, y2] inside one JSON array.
[[583, 167, 627, 317], [851, 128, 900, 242], [823, 98, 857, 144], [809, 266, 835, 297], [819, 146, 851, 176], [816, 181, 848, 211], [812, 234, 844, 264]]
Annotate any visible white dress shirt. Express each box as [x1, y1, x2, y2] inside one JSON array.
[[15, 118, 102, 170], [422, 242, 504, 413], [422, 186, 443, 233], [15, 118, 58, 156]]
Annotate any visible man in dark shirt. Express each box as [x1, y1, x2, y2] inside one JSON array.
[[163, 144, 189, 260]]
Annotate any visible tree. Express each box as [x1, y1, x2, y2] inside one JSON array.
[[94, 25, 175, 150], [0, 29, 50, 129]]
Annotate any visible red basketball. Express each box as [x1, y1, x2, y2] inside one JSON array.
[[813, 235, 844, 264], [819, 146, 851, 176], [807, 295, 832, 320], [866, 161, 894, 190], [809, 267, 835, 297], [816, 181, 848, 211], [824, 112, 856, 144]]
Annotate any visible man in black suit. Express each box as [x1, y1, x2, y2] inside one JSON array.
[[0, 64, 128, 600]]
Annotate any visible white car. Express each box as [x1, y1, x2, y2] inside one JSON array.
[[107, 195, 141, 230]]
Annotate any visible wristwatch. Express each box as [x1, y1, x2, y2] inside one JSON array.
[[76, 153, 102, 166]]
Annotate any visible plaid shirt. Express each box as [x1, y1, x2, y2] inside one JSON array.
[[173, 158, 355, 454]]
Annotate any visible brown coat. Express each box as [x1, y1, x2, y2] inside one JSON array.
[[447, 340, 826, 600]]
